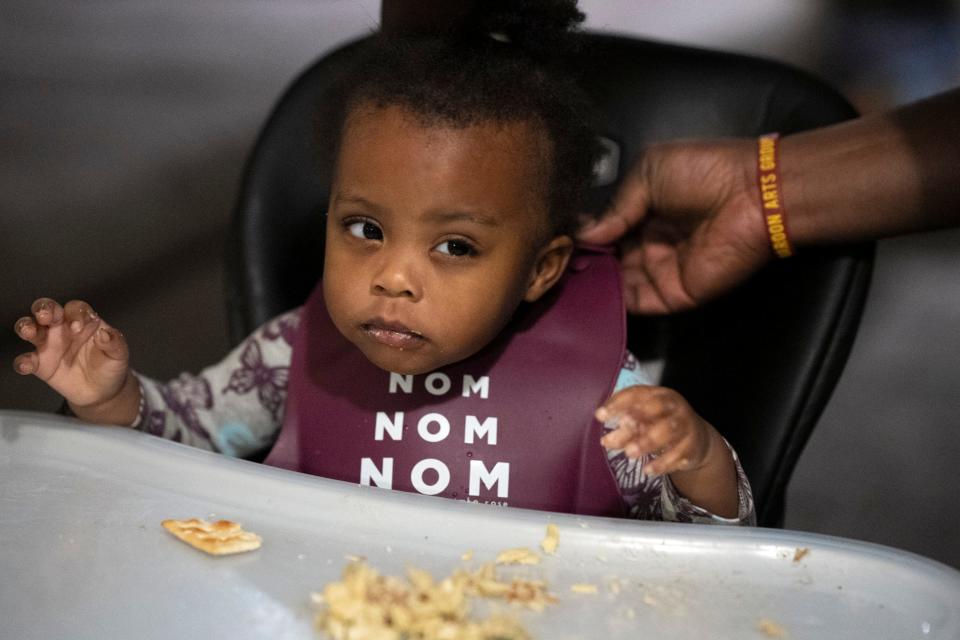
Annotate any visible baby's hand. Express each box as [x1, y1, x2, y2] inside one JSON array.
[[13, 298, 132, 413], [597, 385, 715, 476]]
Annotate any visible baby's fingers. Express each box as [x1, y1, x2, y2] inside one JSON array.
[[30, 298, 65, 326], [93, 324, 128, 362], [14, 316, 46, 347], [603, 412, 686, 459], [596, 385, 679, 425], [63, 299, 99, 333], [643, 438, 695, 476], [600, 423, 636, 450], [12, 351, 39, 376]]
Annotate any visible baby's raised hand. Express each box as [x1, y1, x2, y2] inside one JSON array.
[[13, 298, 134, 418], [597, 385, 716, 476]]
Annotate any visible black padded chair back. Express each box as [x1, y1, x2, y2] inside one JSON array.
[[227, 34, 874, 527]]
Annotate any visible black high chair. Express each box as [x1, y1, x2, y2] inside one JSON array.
[[225, 33, 874, 528]]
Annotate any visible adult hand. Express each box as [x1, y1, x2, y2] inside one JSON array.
[[578, 139, 773, 314]]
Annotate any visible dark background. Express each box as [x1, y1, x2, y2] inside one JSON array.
[[2, 1, 958, 568]]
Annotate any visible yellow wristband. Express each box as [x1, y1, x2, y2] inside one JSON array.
[[757, 133, 794, 258]]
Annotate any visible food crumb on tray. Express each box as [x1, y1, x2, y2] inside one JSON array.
[[758, 618, 787, 637], [540, 523, 559, 555], [569, 583, 599, 594], [495, 547, 541, 565]]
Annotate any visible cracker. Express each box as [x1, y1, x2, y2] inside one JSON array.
[[161, 518, 262, 556]]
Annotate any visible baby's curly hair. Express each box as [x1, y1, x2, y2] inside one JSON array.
[[325, 0, 601, 237]]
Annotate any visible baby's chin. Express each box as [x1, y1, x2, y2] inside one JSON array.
[[356, 342, 465, 376]]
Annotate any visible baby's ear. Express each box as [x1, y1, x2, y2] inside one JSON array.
[[524, 235, 574, 302]]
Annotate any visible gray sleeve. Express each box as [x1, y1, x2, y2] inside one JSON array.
[[129, 309, 300, 459]]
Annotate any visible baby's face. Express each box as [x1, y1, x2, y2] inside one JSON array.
[[323, 104, 567, 375]]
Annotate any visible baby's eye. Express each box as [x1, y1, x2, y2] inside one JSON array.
[[435, 239, 475, 257], [346, 220, 383, 241]]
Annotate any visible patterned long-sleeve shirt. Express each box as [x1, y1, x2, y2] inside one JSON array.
[[131, 309, 755, 525]]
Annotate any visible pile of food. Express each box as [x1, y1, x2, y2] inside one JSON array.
[[312, 525, 564, 640]]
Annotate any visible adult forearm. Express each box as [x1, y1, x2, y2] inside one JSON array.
[[783, 88, 960, 245]]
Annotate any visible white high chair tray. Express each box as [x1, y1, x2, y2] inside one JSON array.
[[2, 410, 958, 639]]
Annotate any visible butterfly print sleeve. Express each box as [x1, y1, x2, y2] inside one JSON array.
[[606, 350, 756, 526], [128, 308, 301, 459]]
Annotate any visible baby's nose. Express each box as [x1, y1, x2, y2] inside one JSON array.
[[372, 279, 415, 298], [371, 256, 421, 300]]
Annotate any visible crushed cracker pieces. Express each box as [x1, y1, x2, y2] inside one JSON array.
[[569, 583, 599, 594], [461, 549, 474, 562], [161, 518, 261, 556], [540, 523, 559, 555], [313, 560, 556, 640], [758, 618, 787, 638], [470, 562, 557, 611], [792, 547, 810, 563], [495, 547, 541, 565]]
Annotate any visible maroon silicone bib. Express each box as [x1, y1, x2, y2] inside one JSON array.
[[266, 248, 626, 516]]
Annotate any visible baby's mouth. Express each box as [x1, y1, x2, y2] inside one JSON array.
[[361, 319, 426, 350]]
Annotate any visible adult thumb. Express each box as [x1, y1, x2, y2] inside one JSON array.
[[576, 161, 651, 244]]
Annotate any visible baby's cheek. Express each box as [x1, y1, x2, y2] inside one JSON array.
[[437, 301, 501, 351]]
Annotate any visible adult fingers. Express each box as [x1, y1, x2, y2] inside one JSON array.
[[640, 244, 697, 313], [619, 232, 699, 316], [623, 267, 672, 315], [620, 244, 669, 315], [577, 161, 651, 244]]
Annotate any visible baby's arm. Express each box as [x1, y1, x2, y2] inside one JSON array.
[[14, 297, 298, 459], [599, 382, 746, 521], [13, 298, 139, 425], [132, 310, 298, 457]]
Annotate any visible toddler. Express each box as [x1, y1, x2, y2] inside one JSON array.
[[13, 1, 753, 525]]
